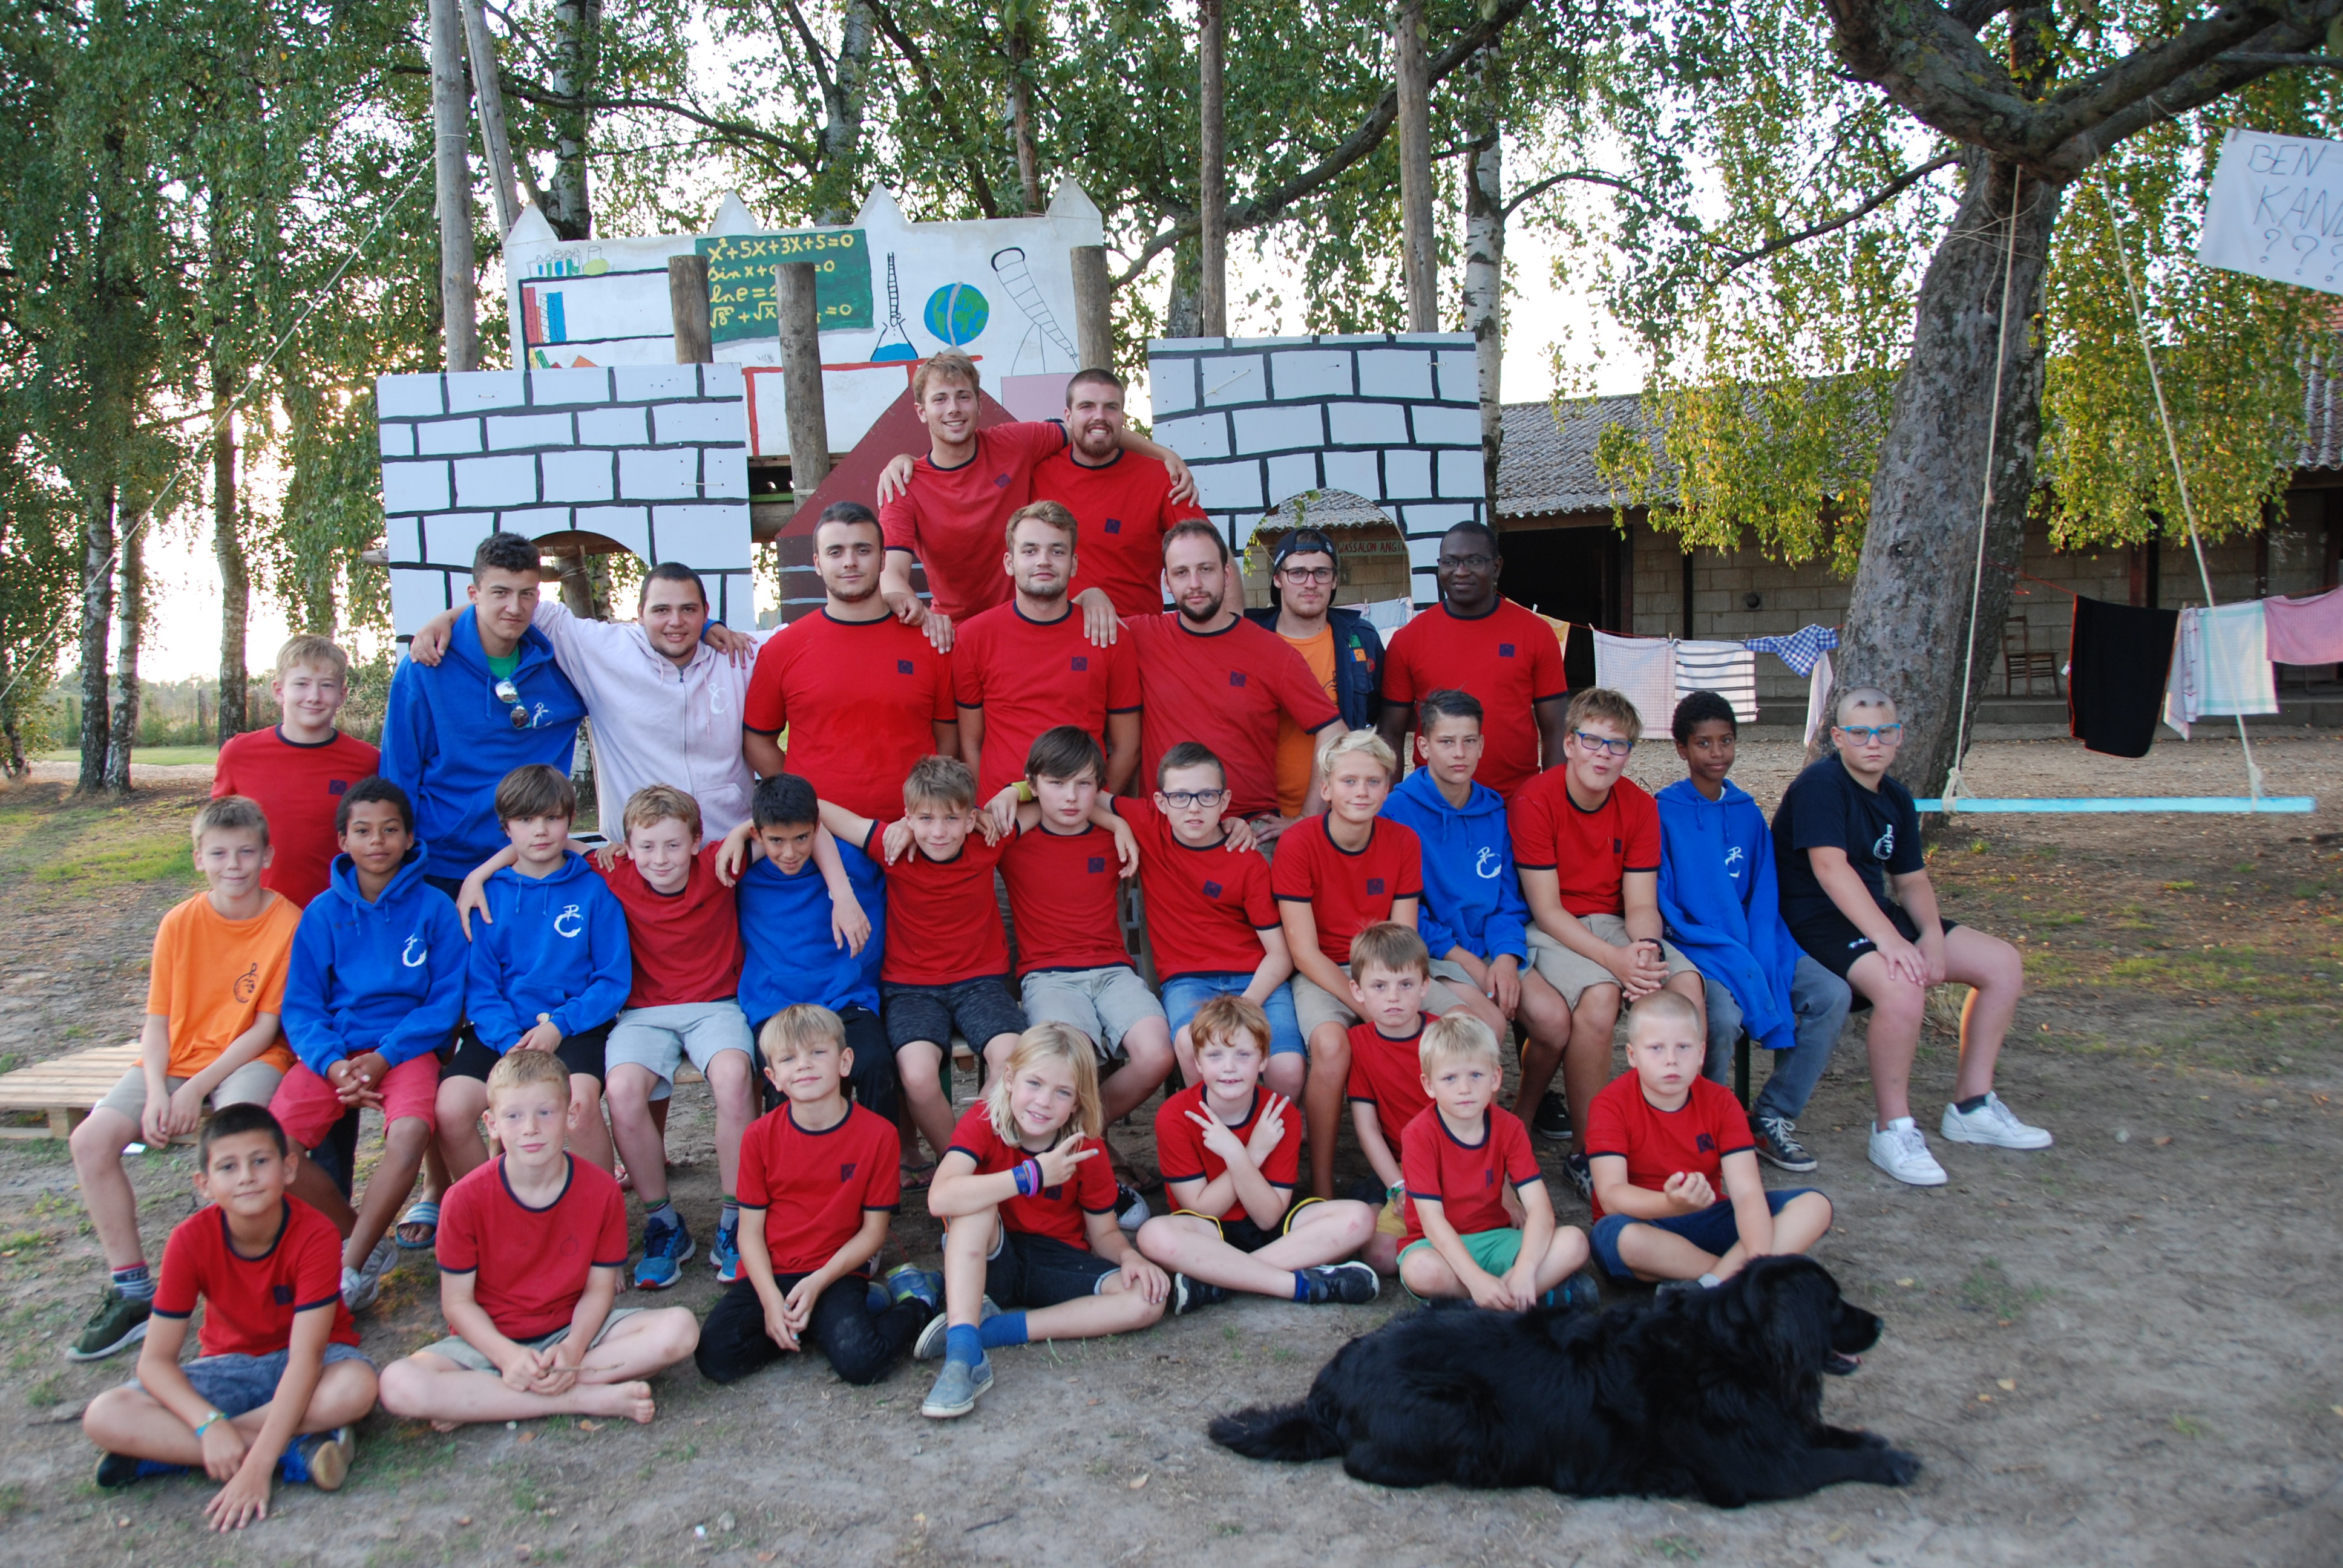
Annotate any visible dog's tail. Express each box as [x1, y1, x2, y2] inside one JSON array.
[[1208, 1401, 1340, 1463]]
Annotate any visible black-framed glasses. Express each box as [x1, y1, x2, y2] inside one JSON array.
[[1838, 724, 1902, 743], [492, 678, 532, 730], [1278, 564, 1335, 584], [1571, 729, 1633, 757], [1437, 552, 1495, 571], [1158, 788, 1230, 809]]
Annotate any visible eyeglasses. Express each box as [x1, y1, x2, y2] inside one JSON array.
[[1437, 553, 1495, 571], [1837, 724, 1903, 743], [1278, 565, 1335, 584], [1158, 789, 1230, 809], [1271, 529, 1337, 569], [1571, 730, 1634, 757], [492, 678, 532, 730]]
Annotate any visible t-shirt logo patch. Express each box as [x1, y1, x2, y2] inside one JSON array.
[[560, 1236, 579, 1256], [1042, 1183, 1064, 1201], [1072, 656, 1089, 671], [897, 659, 914, 675], [1366, 877, 1386, 895], [272, 1284, 293, 1305], [1104, 517, 1123, 534], [1696, 1133, 1716, 1152], [993, 473, 1011, 489], [1202, 880, 1224, 900], [1498, 642, 1516, 658], [841, 1161, 857, 1183], [233, 962, 260, 1002], [327, 778, 349, 796], [1873, 825, 1896, 861], [1228, 671, 1247, 687], [1087, 857, 1107, 874]]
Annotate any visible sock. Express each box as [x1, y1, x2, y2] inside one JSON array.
[[719, 1198, 739, 1233], [1953, 1093, 1991, 1115], [1293, 1270, 1314, 1303], [644, 1200, 677, 1230], [111, 1264, 154, 1302], [134, 1459, 189, 1480], [944, 1324, 984, 1367], [977, 1311, 1029, 1350], [1698, 1272, 1722, 1289]]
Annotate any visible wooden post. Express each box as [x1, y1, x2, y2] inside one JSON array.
[[668, 254, 712, 364], [1198, 0, 1227, 337], [461, 0, 520, 238], [1070, 246, 1112, 370], [775, 262, 831, 497], [428, 0, 479, 372], [1395, 0, 1436, 333]]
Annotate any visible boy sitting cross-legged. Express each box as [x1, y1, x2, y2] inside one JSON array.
[[1134, 995, 1378, 1312], [915, 1024, 1168, 1420], [695, 1005, 938, 1388], [82, 1105, 379, 1530], [441, 765, 629, 1182], [1397, 1014, 1592, 1308], [378, 1051, 700, 1430], [1587, 991, 1834, 1299], [275, 777, 463, 1313], [69, 796, 303, 1363], [1342, 922, 1458, 1273]]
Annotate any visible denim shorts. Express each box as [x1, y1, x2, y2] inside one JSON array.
[[131, 1344, 375, 1417], [1590, 1189, 1818, 1279], [1160, 973, 1305, 1057], [984, 1228, 1118, 1310]]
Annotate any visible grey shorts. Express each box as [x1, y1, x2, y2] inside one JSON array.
[[1291, 964, 1467, 1041], [605, 1002, 754, 1091], [1526, 916, 1696, 1007], [1020, 965, 1165, 1058], [95, 1060, 284, 1129], [130, 1343, 374, 1416], [418, 1307, 644, 1373]]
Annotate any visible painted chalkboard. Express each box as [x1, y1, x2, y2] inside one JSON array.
[[698, 230, 874, 341]]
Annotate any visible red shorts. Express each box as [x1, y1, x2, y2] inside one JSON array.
[[268, 1056, 441, 1150]]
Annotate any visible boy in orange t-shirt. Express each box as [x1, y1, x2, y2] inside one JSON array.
[[67, 797, 303, 1363]]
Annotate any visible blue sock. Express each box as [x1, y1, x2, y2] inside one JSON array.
[[112, 1263, 154, 1302], [644, 1200, 677, 1230], [944, 1324, 985, 1367], [718, 1198, 738, 1232], [977, 1311, 1029, 1350], [134, 1459, 189, 1480], [1292, 1271, 1313, 1302]]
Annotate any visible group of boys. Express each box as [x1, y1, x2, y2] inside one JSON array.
[[65, 354, 2057, 1515]]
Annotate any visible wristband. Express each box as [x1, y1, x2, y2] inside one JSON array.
[[1012, 1159, 1036, 1197], [194, 1409, 226, 1439], [1014, 781, 1036, 803]]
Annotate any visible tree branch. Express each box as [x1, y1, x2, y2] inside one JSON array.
[[388, 61, 819, 168], [861, 0, 1001, 219], [1711, 152, 1960, 273], [1502, 168, 1671, 220]]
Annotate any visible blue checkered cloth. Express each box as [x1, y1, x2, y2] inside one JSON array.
[[1744, 625, 1840, 678]]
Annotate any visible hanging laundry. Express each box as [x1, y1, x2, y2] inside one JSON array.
[[1803, 648, 1834, 749], [1673, 639, 1760, 724], [1592, 632, 1677, 736], [2265, 585, 2343, 665], [2066, 595, 2177, 759], [2164, 601, 2279, 739], [1743, 624, 1840, 678]]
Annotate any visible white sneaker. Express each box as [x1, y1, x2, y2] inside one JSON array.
[[342, 1238, 396, 1312], [1941, 1092, 2053, 1150], [1868, 1118, 1948, 1186]]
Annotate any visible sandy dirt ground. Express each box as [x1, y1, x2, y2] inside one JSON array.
[[0, 733, 2337, 1566]]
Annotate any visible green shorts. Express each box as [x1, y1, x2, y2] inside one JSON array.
[[418, 1307, 642, 1373], [1398, 1226, 1524, 1299]]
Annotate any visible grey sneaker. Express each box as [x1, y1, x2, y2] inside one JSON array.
[[1750, 1113, 1818, 1174], [913, 1295, 1000, 1362], [1560, 1152, 1594, 1205], [341, 1238, 397, 1313], [920, 1356, 995, 1419], [67, 1287, 151, 1362], [1940, 1093, 2053, 1150]]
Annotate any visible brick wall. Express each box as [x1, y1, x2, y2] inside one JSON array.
[[376, 366, 757, 635]]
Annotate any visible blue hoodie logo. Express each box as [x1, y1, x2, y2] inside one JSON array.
[[401, 936, 428, 969], [1473, 847, 1501, 880], [554, 904, 583, 938]]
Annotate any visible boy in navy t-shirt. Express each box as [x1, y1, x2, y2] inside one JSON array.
[[1772, 687, 2050, 1188]]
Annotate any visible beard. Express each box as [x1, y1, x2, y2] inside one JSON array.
[[1176, 586, 1224, 624], [826, 573, 880, 604]]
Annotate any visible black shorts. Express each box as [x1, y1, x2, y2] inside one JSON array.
[[1789, 906, 1961, 982], [883, 977, 1026, 1054], [1176, 1195, 1320, 1254], [984, 1229, 1118, 1310], [443, 1020, 612, 1085], [750, 1004, 898, 1122]]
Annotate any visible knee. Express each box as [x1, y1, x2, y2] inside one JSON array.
[[1575, 995, 1619, 1039], [384, 1116, 431, 1153], [1977, 938, 2025, 991], [896, 1051, 940, 1096], [831, 1350, 889, 1387], [1121, 1289, 1165, 1330], [69, 1115, 121, 1170], [376, 1357, 429, 1417], [1335, 1203, 1376, 1250], [651, 1307, 701, 1362], [1550, 1227, 1590, 1270], [1308, 1028, 1349, 1071], [1397, 1250, 1443, 1297], [1793, 1192, 1833, 1233]]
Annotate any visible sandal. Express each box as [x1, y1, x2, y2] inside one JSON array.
[[898, 1159, 938, 1194], [394, 1200, 440, 1250]]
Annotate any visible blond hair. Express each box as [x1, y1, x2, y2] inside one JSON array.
[[1349, 921, 1430, 981], [759, 1004, 845, 1060], [1564, 687, 1643, 742], [274, 634, 349, 680], [486, 1048, 569, 1101], [1626, 988, 1700, 1040], [1419, 1013, 1501, 1074], [903, 753, 977, 814], [1318, 727, 1397, 782], [1188, 994, 1268, 1058], [622, 783, 702, 844], [192, 794, 270, 848], [983, 1023, 1103, 1145], [1006, 498, 1077, 554], [912, 351, 981, 402]]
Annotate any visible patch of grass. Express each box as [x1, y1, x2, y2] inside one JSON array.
[[34, 833, 200, 889], [0, 1481, 23, 1519], [511, 1478, 545, 1514], [2171, 1413, 2209, 1439], [33, 746, 218, 766], [1959, 1259, 2049, 1321], [26, 1373, 65, 1408], [1646, 1537, 1703, 1561]]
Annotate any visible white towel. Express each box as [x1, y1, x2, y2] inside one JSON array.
[[1804, 648, 1833, 750], [2163, 602, 2278, 739], [1673, 639, 1760, 724], [1592, 632, 1676, 737]]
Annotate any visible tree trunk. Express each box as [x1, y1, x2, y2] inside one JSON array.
[[214, 399, 249, 742], [1007, 20, 1043, 215], [554, 546, 600, 619], [430, 0, 479, 371], [814, 0, 873, 225], [1197, 0, 1227, 337], [545, 0, 600, 241], [1461, 52, 1503, 500], [1394, 0, 1436, 333], [1165, 235, 1203, 340], [103, 515, 144, 793], [1834, 154, 2063, 800], [463, 0, 522, 238], [76, 483, 116, 794]]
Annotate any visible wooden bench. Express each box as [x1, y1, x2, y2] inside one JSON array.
[[0, 1042, 142, 1138]]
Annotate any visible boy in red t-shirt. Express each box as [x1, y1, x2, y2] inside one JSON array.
[[1395, 1015, 1591, 1309], [1586, 992, 1833, 1298], [378, 1052, 698, 1428], [1135, 995, 1377, 1310], [1511, 688, 1706, 1201], [914, 1024, 1167, 1419], [695, 1005, 939, 1387], [81, 1105, 378, 1527], [1339, 923, 1445, 1272], [1272, 730, 1466, 1198], [212, 635, 380, 908]]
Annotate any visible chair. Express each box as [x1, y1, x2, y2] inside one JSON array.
[[2001, 617, 2061, 697]]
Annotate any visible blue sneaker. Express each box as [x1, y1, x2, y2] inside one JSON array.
[[882, 1263, 944, 1315], [920, 1355, 993, 1419], [634, 1215, 695, 1291], [710, 1216, 741, 1284], [278, 1426, 354, 1490]]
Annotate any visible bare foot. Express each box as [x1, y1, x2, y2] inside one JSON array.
[[430, 1419, 461, 1433], [580, 1380, 657, 1423], [614, 1161, 633, 1193]]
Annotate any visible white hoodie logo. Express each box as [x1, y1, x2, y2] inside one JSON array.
[[1723, 845, 1746, 875], [554, 904, 583, 938], [401, 935, 428, 968], [1473, 847, 1502, 880]]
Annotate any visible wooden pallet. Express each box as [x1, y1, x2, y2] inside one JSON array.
[[0, 1042, 141, 1139]]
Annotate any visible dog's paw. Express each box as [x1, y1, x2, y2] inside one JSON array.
[[1879, 1447, 1922, 1486]]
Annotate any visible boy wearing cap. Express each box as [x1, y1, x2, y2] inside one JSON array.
[[1246, 528, 1385, 822]]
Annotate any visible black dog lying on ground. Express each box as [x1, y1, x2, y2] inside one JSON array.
[[1210, 1255, 1919, 1505]]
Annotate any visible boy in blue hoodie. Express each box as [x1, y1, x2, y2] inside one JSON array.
[[273, 777, 467, 1312], [379, 533, 586, 891], [717, 773, 896, 1126], [1656, 691, 1852, 1174], [1381, 690, 1575, 1139], [442, 765, 631, 1180]]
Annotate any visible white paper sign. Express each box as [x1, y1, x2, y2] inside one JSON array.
[[2198, 126, 2343, 293]]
